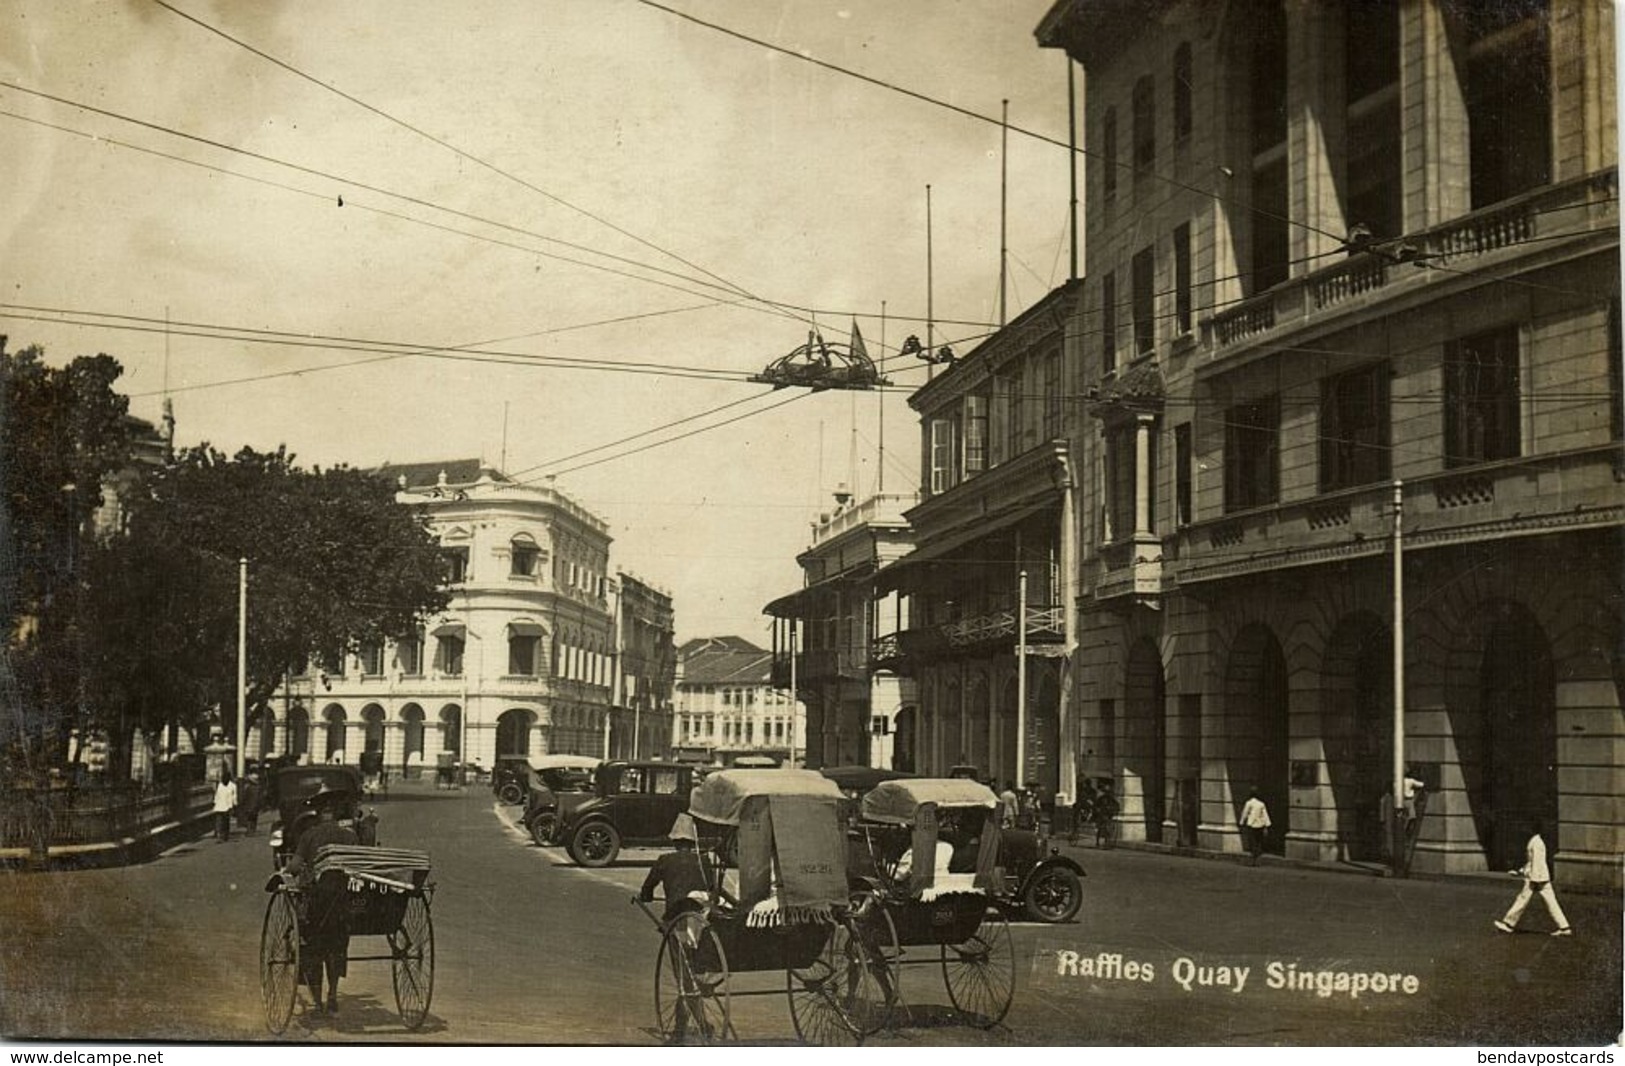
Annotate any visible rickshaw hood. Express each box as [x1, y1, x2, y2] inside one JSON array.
[[860, 777, 999, 824], [688, 769, 842, 826]]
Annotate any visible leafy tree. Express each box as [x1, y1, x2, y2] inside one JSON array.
[[86, 444, 450, 759], [0, 339, 134, 775]]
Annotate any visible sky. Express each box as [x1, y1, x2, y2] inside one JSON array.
[[0, 0, 1077, 643]]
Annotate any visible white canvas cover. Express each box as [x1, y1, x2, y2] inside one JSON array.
[[860, 778, 999, 825], [687, 768, 843, 826], [530, 754, 601, 771]]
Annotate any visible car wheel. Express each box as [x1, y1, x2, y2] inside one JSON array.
[[497, 782, 524, 805], [1023, 865, 1082, 923], [572, 822, 620, 868], [529, 812, 558, 847]]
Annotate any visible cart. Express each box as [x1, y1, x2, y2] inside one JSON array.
[[848, 777, 1016, 1028], [633, 768, 890, 1045], [260, 842, 435, 1034]]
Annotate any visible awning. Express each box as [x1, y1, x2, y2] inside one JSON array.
[[689, 769, 844, 826], [873, 499, 1057, 592], [763, 563, 874, 617], [429, 621, 466, 637], [507, 620, 545, 636], [860, 778, 998, 825]]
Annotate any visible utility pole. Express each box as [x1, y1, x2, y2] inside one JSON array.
[[1390, 481, 1407, 877], [236, 558, 248, 780], [789, 618, 799, 768], [1016, 570, 1028, 788]]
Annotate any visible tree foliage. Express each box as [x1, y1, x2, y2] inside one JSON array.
[[90, 444, 450, 746], [1, 339, 134, 771]]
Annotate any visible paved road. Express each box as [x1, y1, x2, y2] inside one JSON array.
[[1, 782, 1617, 1045]]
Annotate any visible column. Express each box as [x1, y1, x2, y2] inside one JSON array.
[[1286, 0, 1349, 267], [1134, 415, 1155, 537], [1400, 0, 1470, 232]]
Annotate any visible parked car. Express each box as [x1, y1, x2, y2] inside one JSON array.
[[557, 761, 695, 867], [521, 754, 602, 846], [492, 755, 540, 805]]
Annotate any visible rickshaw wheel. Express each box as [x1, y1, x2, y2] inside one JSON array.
[[654, 912, 730, 1044], [849, 892, 901, 1022], [787, 918, 887, 1045], [940, 909, 1015, 1028], [259, 889, 300, 1035], [389, 894, 435, 1030]]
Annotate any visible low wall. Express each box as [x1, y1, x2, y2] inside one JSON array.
[[0, 782, 214, 870]]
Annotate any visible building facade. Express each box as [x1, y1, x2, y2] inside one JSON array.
[[873, 283, 1087, 792], [765, 491, 919, 770], [670, 637, 805, 766], [608, 571, 677, 762], [1037, 0, 1621, 883], [260, 461, 618, 774]]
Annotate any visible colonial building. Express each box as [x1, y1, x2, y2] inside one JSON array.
[[261, 462, 618, 774], [871, 283, 1086, 792], [765, 490, 918, 770], [608, 571, 677, 761], [1037, 0, 1620, 884], [670, 637, 805, 766]]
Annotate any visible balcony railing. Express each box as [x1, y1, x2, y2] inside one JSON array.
[[1168, 444, 1622, 587], [1206, 170, 1618, 357], [810, 493, 918, 547], [769, 647, 869, 687]]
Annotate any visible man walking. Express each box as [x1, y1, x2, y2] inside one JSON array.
[[212, 766, 237, 843], [1495, 821, 1572, 937], [1238, 788, 1271, 866]]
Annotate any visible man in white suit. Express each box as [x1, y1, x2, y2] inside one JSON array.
[[1495, 820, 1573, 936]]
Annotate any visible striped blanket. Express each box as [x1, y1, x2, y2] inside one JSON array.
[[311, 845, 431, 893]]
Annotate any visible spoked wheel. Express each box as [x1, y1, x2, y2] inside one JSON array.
[[389, 894, 435, 1030], [787, 918, 889, 1045], [941, 909, 1015, 1028], [529, 812, 557, 847], [259, 889, 300, 1035], [571, 822, 621, 868], [1023, 865, 1083, 924], [497, 782, 524, 805], [849, 892, 902, 1026], [654, 912, 730, 1044]]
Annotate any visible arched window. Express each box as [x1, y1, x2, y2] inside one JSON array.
[[511, 533, 541, 577]]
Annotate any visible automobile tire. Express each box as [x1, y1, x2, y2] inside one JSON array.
[[1023, 865, 1082, 924], [572, 821, 621, 868], [529, 812, 558, 847], [497, 782, 524, 805]]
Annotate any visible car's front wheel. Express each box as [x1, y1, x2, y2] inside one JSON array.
[[529, 812, 558, 847], [1023, 864, 1082, 923], [571, 821, 621, 867]]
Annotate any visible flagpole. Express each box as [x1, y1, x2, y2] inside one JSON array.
[[878, 301, 886, 495]]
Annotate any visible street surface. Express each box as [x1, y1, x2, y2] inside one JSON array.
[[1, 781, 1617, 1046]]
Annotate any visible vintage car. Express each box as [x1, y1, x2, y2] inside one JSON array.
[[521, 754, 602, 845], [265, 763, 377, 869], [557, 761, 695, 868], [820, 766, 1084, 924], [492, 754, 538, 805]]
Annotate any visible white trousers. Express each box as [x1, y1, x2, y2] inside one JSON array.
[[1501, 880, 1570, 930]]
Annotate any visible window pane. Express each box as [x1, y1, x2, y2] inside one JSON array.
[[1224, 396, 1280, 511], [1175, 423, 1193, 526], [1102, 108, 1118, 198], [1445, 327, 1520, 466], [1133, 247, 1155, 355], [1173, 224, 1192, 335], [1319, 362, 1392, 490], [1102, 273, 1117, 374], [1132, 75, 1155, 170], [1173, 43, 1192, 141]]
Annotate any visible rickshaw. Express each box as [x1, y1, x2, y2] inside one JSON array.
[[848, 777, 1017, 1028], [632, 769, 889, 1045], [259, 796, 434, 1034]]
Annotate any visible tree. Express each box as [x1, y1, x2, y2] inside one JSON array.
[[0, 339, 134, 775], [85, 444, 450, 758]]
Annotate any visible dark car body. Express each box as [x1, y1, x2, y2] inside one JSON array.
[[265, 764, 376, 869], [522, 765, 600, 845], [557, 761, 695, 867], [492, 755, 537, 805]]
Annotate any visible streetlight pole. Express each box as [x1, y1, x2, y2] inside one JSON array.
[[236, 558, 247, 780], [789, 618, 799, 768], [1016, 570, 1028, 789], [1390, 481, 1407, 877]]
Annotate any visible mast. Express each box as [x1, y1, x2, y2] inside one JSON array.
[[1000, 99, 1009, 326]]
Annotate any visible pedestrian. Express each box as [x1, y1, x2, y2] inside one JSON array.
[[1238, 787, 1271, 865], [1495, 820, 1572, 937], [239, 771, 261, 836], [998, 781, 1020, 828], [1092, 779, 1118, 849], [1073, 777, 1097, 845], [638, 813, 713, 924], [1402, 768, 1426, 837], [293, 787, 360, 1015], [212, 766, 237, 842]]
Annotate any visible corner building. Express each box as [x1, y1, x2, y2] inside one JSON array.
[[1037, 0, 1620, 885]]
